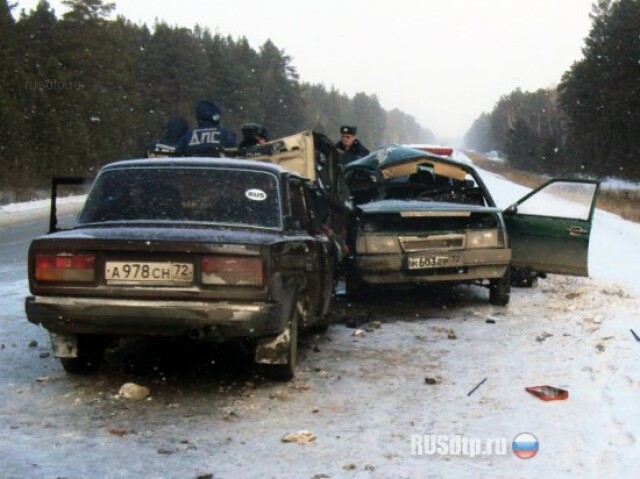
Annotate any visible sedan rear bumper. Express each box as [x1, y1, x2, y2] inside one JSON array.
[[25, 296, 286, 340]]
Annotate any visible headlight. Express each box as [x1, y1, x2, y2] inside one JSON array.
[[466, 229, 503, 248], [356, 235, 401, 254]]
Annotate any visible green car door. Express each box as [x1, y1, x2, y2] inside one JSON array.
[[503, 179, 600, 276]]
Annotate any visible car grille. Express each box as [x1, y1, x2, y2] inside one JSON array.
[[399, 234, 466, 252]]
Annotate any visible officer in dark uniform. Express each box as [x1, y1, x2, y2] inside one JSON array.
[[175, 100, 236, 157], [238, 123, 269, 150], [146, 115, 189, 157], [335, 125, 370, 165]]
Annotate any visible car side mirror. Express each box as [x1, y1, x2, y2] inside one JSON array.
[[504, 203, 518, 215]]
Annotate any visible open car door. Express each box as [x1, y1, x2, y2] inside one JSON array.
[[504, 179, 600, 276]]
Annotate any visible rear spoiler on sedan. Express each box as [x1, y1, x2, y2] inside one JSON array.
[[49, 176, 93, 233]]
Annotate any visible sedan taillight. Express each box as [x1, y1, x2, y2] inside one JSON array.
[[201, 256, 264, 287], [35, 253, 96, 282]]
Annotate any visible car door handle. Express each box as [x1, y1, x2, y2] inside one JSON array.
[[567, 226, 588, 236]]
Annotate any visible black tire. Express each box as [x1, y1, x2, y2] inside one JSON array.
[[308, 288, 334, 333], [260, 303, 299, 381], [60, 335, 106, 375], [489, 270, 511, 306], [308, 312, 331, 333]]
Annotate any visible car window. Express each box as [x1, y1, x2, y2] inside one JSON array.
[[79, 167, 282, 229], [516, 181, 597, 221]]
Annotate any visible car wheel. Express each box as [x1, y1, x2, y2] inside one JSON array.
[[260, 302, 300, 381], [308, 289, 334, 333], [489, 270, 511, 306], [308, 311, 332, 333], [60, 335, 106, 375]]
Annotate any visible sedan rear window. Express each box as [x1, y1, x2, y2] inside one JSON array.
[[79, 167, 281, 229]]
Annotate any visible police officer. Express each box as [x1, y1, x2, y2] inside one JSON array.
[[238, 122, 269, 149], [146, 115, 189, 157], [335, 125, 369, 165], [175, 100, 236, 157]]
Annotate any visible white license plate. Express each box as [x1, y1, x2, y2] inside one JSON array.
[[408, 255, 461, 270], [105, 261, 193, 285]]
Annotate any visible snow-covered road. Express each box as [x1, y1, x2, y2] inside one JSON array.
[[0, 161, 638, 478]]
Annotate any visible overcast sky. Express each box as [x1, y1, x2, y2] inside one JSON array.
[[15, 0, 595, 142]]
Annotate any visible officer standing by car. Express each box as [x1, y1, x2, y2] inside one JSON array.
[[335, 125, 369, 165], [146, 115, 189, 157], [175, 100, 236, 157], [238, 123, 269, 150]]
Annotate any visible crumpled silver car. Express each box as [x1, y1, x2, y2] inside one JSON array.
[[343, 146, 600, 305]]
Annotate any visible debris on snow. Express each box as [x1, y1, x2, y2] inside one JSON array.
[[281, 430, 316, 444], [118, 382, 150, 401], [344, 312, 372, 328], [289, 382, 310, 391], [269, 390, 289, 401], [536, 332, 553, 342], [108, 428, 128, 437], [223, 410, 239, 421], [447, 330, 457, 340], [363, 321, 382, 332], [525, 385, 569, 401], [424, 377, 439, 385], [28, 340, 38, 348], [467, 377, 487, 397]]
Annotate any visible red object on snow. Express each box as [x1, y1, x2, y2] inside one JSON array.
[[525, 385, 569, 401]]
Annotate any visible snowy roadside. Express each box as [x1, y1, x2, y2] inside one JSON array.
[[0, 195, 86, 227]]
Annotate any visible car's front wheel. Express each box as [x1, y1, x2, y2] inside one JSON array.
[[489, 271, 511, 306], [60, 335, 107, 375]]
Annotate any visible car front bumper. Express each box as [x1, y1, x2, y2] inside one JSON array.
[[354, 248, 512, 284], [25, 296, 287, 340]]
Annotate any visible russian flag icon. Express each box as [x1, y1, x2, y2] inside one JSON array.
[[512, 433, 539, 459]]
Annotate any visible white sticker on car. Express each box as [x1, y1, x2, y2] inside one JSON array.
[[245, 188, 267, 201]]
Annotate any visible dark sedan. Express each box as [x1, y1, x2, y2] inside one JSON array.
[[25, 158, 337, 380]]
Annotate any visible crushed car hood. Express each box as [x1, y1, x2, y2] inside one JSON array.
[[357, 199, 501, 215]]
